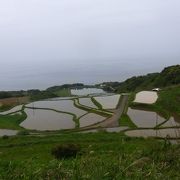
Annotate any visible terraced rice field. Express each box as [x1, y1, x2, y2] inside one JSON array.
[[127, 108, 165, 128], [134, 91, 158, 104], [94, 94, 121, 109], [79, 113, 106, 127], [161, 117, 180, 127], [71, 88, 105, 96], [20, 108, 75, 131], [0, 105, 23, 115], [79, 98, 97, 108], [26, 100, 86, 118]]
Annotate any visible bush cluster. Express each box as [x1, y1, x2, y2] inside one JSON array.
[[51, 144, 81, 159]]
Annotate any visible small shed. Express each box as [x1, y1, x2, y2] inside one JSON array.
[[152, 88, 161, 92]]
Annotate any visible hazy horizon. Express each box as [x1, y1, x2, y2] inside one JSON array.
[[0, 0, 180, 90]]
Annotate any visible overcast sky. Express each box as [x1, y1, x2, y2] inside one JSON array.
[[0, 0, 180, 90]]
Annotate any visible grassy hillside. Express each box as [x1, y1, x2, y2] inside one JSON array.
[[0, 133, 179, 179], [100, 65, 180, 93]]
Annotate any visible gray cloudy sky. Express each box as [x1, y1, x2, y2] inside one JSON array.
[[0, 0, 180, 90]]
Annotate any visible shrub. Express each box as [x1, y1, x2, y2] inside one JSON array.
[[17, 130, 29, 136], [2, 135, 9, 139], [51, 144, 81, 159]]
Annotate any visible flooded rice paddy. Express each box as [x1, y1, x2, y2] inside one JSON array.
[[0, 105, 23, 115], [71, 88, 105, 96], [134, 91, 158, 104], [127, 108, 165, 128], [79, 98, 97, 108], [161, 117, 180, 127], [79, 113, 106, 127], [26, 100, 86, 118], [20, 108, 75, 131], [94, 95, 121, 109], [1, 90, 179, 140]]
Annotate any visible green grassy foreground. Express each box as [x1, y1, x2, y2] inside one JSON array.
[[0, 133, 179, 179]]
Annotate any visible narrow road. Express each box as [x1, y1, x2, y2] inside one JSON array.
[[81, 94, 129, 130]]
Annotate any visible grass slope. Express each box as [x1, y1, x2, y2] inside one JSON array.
[[119, 114, 137, 128], [0, 133, 179, 179]]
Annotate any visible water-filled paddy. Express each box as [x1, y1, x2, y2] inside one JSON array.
[[20, 108, 75, 131], [0, 105, 23, 115], [79, 98, 97, 108], [125, 128, 180, 138], [26, 100, 86, 117], [161, 117, 180, 127], [134, 91, 158, 104], [71, 88, 105, 96], [79, 113, 106, 127], [48, 97, 75, 101], [0, 129, 18, 136], [94, 95, 121, 109], [127, 108, 165, 128]]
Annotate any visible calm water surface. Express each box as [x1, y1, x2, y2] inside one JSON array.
[[26, 100, 86, 117], [71, 88, 105, 96], [134, 91, 158, 104], [94, 95, 121, 109], [79, 98, 97, 108], [0, 105, 23, 115], [127, 108, 165, 128], [79, 113, 106, 127], [21, 108, 75, 130]]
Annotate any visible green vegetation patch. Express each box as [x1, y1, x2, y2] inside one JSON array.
[[73, 98, 112, 117], [0, 105, 13, 112], [91, 97, 103, 109], [156, 85, 180, 116], [119, 114, 137, 128], [0, 133, 179, 179], [113, 65, 180, 93], [54, 88, 71, 97], [0, 112, 26, 130]]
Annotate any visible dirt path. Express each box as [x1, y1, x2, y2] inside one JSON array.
[[81, 94, 129, 129]]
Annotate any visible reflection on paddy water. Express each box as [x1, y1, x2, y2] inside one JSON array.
[[20, 108, 75, 131], [127, 108, 165, 128], [94, 95, 121, 109], [26, 100, 86, 117], [0, 105, 23, 115], [79, 98, 97, 108], [71, 88, 105, 96], [134, 91, 158, 104], [79, 113, 106, 127], [162, 117, 180, 127]]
